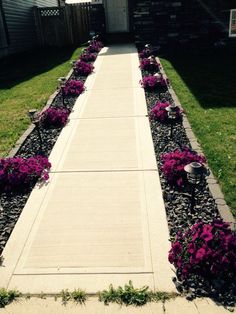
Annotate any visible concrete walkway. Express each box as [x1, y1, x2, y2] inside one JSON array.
[[0, 45, 173, 294], [0, 297, 231, 314]]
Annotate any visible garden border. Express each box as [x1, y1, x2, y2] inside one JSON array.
[[7, 69, 74, 158], [156, 56, 235, 230]]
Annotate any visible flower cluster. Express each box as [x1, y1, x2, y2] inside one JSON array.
[[139, 48, 151, 59], [139, 58, 160, 73], [140, 74, 169, 91], [63, 80, 85, 96], [161, 148, 206, 187], [168, 220, 236, 280], [0, 156, 51, 192], [80, 52, 97, 62], [87, 40, 103, 53], [150, 101, 182, 123], [74, 60, 94, 76], [41, 108, 69, 128]]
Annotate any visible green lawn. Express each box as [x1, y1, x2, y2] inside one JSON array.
[[0, 46, 83, 157], [160, 45, 236, 216]]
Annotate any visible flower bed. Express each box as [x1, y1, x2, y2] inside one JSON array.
[[138, 49, 235, 307]]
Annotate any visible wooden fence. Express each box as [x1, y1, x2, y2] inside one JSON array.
[[34, 4, 91, 47]]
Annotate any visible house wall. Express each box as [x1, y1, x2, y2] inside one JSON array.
[[133, 0, 236, 46], [0, 0, 58, 58]]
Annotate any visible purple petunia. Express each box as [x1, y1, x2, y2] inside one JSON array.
[[74, 60, 94, 76], [149, 101, 182, 123], [41, 108, 70, 129], [161, 147, 206, 187], [140, 74, 169, 91], [0, 156, 51, 192], [63, 80, 85, 96]]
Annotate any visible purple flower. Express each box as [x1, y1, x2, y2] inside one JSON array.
[[140, 74, 169, 91], [41, 108, 69, 129], [139, 58, 160, 73], [161, 148, 206, 187], [63, 80, 85, 96], [74, 60, 94, 76], [80, 52, 96, 62], [149, 101, 182, 123]]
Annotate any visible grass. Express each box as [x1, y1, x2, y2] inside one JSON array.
[[0, 288, 21, 308], [60, 289, 87, 305], [98, 281, 177, 306], [160, 44, 236, 217], [0, 46, 83, 157]]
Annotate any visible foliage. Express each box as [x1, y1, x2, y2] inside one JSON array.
[[86, 40, 103, 53], [0, 47, 83, 157], [139, 58, 160, 73], [0, 288, 21, 308], [99, 281, 177, 306], [168, 220, 236, 282], [161, 148, 206, 187], [0, 155, 51, 192], [60, 289, 87, 305], [63, 80, 85, 96], [80, 52, 97, 62], [74, 60, 94, 76], [41, 108, 69, 128], [160, 50, 236, 216], [150, 101, 182, 123], [140, 74, 169, 91]]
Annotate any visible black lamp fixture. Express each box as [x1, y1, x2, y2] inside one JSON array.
[[58, 77, 67, 106], [166, 103, 179, 139], [28, 109, 43, 154], [184, 162, 208, 213]]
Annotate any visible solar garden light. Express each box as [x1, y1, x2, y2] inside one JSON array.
[[184, 162, 208, 213], [28, 109, 43, 153], [58, 77, 67, 106], [70, 60, 77, 74], [166, 103, 178, 138]]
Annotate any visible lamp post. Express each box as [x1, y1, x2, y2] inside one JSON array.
[[58, 77, 67, 106], [166, 103, 178, 139], [28, 109, 43, 154], [184, 162, 208, 213]]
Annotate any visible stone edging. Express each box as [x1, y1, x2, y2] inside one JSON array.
[[156, 57, 235, 230], [7, 69, 74, 158]]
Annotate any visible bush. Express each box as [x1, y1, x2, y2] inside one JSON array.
[[161, 148, 206, 187], [0, 156, 51, 192], [80, 52, 96, 62], [150, 101, 182, 123], [168, 220, 236, 282], [63, 80, 85, 96], [86, 40, 103, 53], [139, 58, 160, 73], [41, 108, 69, 128], [140, 74, 169, 91], [74, 60, 94, 76]]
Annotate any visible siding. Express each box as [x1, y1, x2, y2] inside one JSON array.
[[0, 0, 58, 57]]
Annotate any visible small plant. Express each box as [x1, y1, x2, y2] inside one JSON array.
[[74, 60, 94, 76], [63, 80, 85, 96], [41, 108, 69, 129], [0, 155, 51, 192], [150, 101, 182, 123], [87, 40, 103, 53], [60, 289, 87, 305], [140, 74, 169, 91], [139, 58, 160, 73], [0, 288, 21, 308], [99, 281, 177, 306], [168, 220, 236, 304], [80, 52, 97, 62], [161, 148, 206, 187]]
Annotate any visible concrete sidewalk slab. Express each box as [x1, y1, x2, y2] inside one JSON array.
[[50, 117, 157, 172], [1, 297, 232, 314]]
